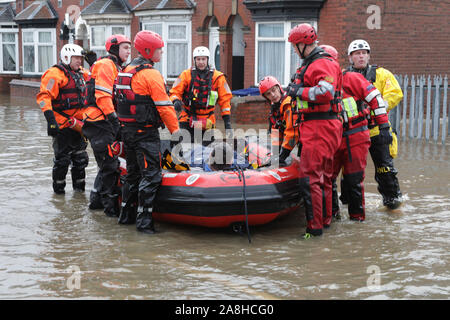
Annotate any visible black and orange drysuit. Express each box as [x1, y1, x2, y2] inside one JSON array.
[[115, 56, 179, 232], [82, 55, 122, 217], [37, 63, 89, 194], [331, 71, 389, 221], [169, 67, 232, 143], [289, 47, 343, 236]]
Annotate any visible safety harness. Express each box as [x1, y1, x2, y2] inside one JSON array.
[[51, 64, 86, 112]]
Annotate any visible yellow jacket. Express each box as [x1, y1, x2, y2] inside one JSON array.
[[373, 67, 403, 112]]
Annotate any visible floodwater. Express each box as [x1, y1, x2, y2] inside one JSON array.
[[0, 94, 449, 300]]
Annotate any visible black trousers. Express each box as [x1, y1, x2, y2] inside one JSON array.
[[52, 128, 88, 193], [82, 120, 120, 216]]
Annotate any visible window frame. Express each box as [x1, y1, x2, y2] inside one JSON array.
[[254, 20, 317, 86], [142, 20, 191, 81], [89, 25, 130, 62], [21, 28, 56, 75], [0, 29, 19, 74]]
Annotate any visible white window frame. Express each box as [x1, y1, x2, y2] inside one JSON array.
[[21, 28, 56, 75], [0, 29, 19, 74], [89, 25, 130, 62], [255, 20, 317, 86], [142, 21, 191, 81]]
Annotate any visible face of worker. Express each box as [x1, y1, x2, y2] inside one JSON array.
[[152, 48, 163, 63], [69, 56, 83, 71], [194, 56, 208, 70], [350, 49, 370, 69], [263, 85, 282, 104], [119, 42, 132, 62]]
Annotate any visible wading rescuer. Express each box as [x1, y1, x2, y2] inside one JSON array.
[[320, 45, 389, 222], [37, 44, 89, 194], [346, 39, 403, 210], [258, 76, 299, 165], [286, 24, 343, 238], [83, 34, 131, 217], [115, 30, 179, 233], [169, 46, 233, 144]]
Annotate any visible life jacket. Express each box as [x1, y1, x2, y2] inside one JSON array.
[[84, 55, 121, 112], [347, 64, 378, 84], [292, 48, 342, 116], [182, 68, 218, 119], [341, 71, 370, 132], [51, 64, 86, 111], [114, 64, 163, 127]]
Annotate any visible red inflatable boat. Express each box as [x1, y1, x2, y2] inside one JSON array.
[[119, 139, 302, 228]]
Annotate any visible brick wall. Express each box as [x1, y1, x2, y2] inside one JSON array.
[[0, 75, 20, 94]]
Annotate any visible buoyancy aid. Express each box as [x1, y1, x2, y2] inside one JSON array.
[[292, 49, 342, 116], [347, 64, 378, 83], [84, 55, 121, 112], [51, 64, 86, 111], [114, 64, 163, 127], [182, 68, 218, 120]]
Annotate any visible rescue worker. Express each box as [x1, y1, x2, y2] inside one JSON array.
[[169, 46, 233, 145], [320, 45, 389, 221], [83, 34, 131, 217], [258, 76, 299, 164], [115, 30, 179, 233], [37, 44, 89, 194], [346, 39, 403, 209], [286, 24, 343, 238]]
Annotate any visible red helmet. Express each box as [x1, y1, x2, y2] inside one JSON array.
[[259, 76, 283, 96], [319, 44, 338, 60], [288, 23, 317, 45], [105, 34, 131, 52], [134, 30, 164, 61]]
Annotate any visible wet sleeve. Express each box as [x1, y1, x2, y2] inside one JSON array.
[[214, 72, 232, 117], [36, 68, 66, 113], [143, 69, 179, 134], [375, 68, 403, 112], [169, 70, 189, 102], [281, 97, 298, 151], [93, 60, 117, 115]]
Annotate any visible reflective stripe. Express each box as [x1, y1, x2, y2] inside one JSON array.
[[222, 108, 231, 112], [117, 72, 133, 78], [365, 89, 381, 102], [342, 97, 359, 118], [155, 100, 173, 106], [55, 180, 65, 184], [75, 179, 85, 183], [115, 84, 131, 90], [95, 85, 112, 95], [296, 97, 309, 109], [373, 107, 387, 116]]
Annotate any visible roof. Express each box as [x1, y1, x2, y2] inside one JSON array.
[[81, 0, 132, 15], [0, 2, 15, 23], [133, 0, 196, 11], [14, 1, 57, 22]]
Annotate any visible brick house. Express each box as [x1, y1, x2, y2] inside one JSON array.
[[3, 0, 449, 122]]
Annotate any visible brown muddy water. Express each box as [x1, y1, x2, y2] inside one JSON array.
[[0, 94, 449, 299]]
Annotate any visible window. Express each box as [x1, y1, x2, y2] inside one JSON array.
[[0, 31, 18, 73], [143, 21, 191, 80], [22, 29, 55, 74], [90, 25, 129, 62], [255, 21, 316, 86]]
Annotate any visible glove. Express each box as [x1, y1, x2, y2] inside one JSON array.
[[286, 83, 303, 98], [223, 115, 233, 139], [106, 112, 121, 138], [111, 141, 124, 157], [173, 99, 183, 112], [84, 50, 97, 67], [44, 110, 59, 137], [279, 147, 291, 163], [376, 127, 393, 145]]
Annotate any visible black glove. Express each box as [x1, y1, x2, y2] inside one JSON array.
[[44, 110, 59, 137], [375, 127, 393, 145], [223, 115, 233, 140], [84, 50, 97, 67], [173, 99, 183, 112], [106, 112, 121, 138], [286, 83, 303, 98], [279, 147, 291, 163]]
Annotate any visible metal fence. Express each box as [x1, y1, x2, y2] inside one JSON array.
[[389, 74, 449, 144]]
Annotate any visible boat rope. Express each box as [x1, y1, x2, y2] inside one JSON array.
[[235, 164, 251, 244]]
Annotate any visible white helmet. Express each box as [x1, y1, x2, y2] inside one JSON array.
[[193, 46, 210, 59], [347, 39, 371, 56], [60, 44, 85, 65]]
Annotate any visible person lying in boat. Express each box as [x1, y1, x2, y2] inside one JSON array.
[[188, 141, 250, 171]]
